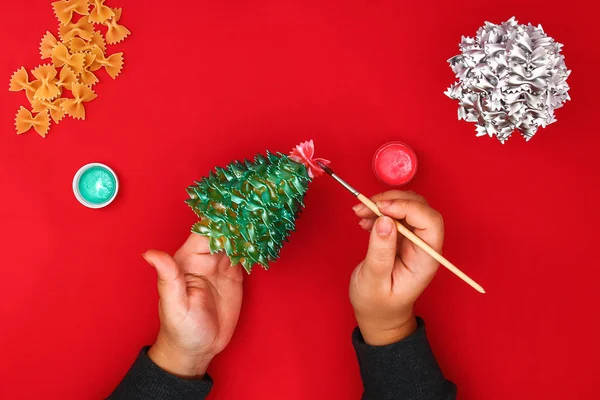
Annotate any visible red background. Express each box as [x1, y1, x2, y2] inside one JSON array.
[[1, 0, 599, 399]]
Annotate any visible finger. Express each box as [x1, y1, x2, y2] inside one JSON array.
[[143, 250, 187, 309], [217, 251, 243, 281], [398, 238, 440, 277], [361, 217, 397, 286], [175, 233, 211, 261], [353, 191, 428, 218], [360, 218, 413, 238], [377, 199, 444, 251], [360, 218, 409, 256], [359, 218, 375, 232], [371, 190, 428, 205]]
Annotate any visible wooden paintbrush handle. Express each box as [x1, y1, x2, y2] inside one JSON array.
[[357, 194, 485, 294]]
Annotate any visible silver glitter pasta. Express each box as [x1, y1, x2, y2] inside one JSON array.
[[445, 17, 571, 143]]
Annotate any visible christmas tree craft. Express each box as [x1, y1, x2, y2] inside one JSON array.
[[186, 140, 330, 273]]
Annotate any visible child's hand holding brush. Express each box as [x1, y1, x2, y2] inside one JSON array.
[[350, 190, 444, 345]]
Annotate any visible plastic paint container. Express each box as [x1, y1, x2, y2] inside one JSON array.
[[372, 142, 418, 186], [72, 163, 119, 208]]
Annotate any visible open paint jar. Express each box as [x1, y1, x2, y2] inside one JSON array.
[[372, 142, 418, 186], [72, 163, 119, 208]]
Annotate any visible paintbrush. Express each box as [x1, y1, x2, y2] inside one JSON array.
[[317, 161, 485, 294]]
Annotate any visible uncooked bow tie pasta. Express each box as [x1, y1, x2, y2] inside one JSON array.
[[51, 43, 85, 74], [70, 31, 106, 53], [79, 53, 99, 85], [32, 98, 66, 124], [59, 18, 94, 42], [104, 8, 130, 44], [89, 46, 123, 78], [31, 65, 61, 101], [61, 83, 97, 119], [9, 67, 41, 100], [56, 66, 78, 90], [15, 107, 50, 138], [40, 32, 59, 59], [88, 0, 115, 24], [8, 0, 131, 138], [52, 0, 89, 25]]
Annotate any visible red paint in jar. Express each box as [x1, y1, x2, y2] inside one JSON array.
[[372, 142, 418, 186]]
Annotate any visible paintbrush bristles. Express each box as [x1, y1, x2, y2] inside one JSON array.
[[317, 161, 334, 176]]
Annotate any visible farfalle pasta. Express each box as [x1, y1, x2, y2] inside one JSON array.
[[52, 0, 89, 25], [31, 65, 61, 101], [32, 98, 66, 124], [88, 0, 115, 24], [8, 0, 131, 137], [90, 46, 123, 79], [9, 67, 41, 100], [61, 83, 97, 119], [79, 53, 99, 85], [59, 18, 94, 42], [70, 31, 105, 53], [39, 32, 59, 59], [51, 42, 85, 74], [104, 8, 130, 44], [56, 66, 78, 90], [15, 107, 50, 137], [90, 30, 107, 52]]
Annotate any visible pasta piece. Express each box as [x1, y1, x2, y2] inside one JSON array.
[[79, 53, 99, 85], [90, 30, 107, 53], [9, 0, 132, 138], [52, 0, 89, 25], [69, 37, 89, 52], [15, 106, 50, 137], [31, 65, 61, 100], [56, 66, 78, 90], [88, 0, 115, 24], [40, 31, 59, 59], [61, 83, 97, 119], [90, 46, 123, 79], [104, 8, 130, 44], [31, 98, 66, 124], [51, 42, 85, 74], [59, 17, 94, 42], [9, 67, 42, 100], [25, 84, 44, 104], [69, 31, 105, 53]]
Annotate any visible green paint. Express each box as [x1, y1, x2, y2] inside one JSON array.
[[78, 166, 116, 205]]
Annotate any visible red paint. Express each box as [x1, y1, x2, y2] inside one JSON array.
[[289, 140, 330, 178], [372, 142, 418, 186], [1, 1, 599, 400]]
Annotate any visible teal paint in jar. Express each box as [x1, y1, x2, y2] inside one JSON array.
[[73, 163, 119, 208]]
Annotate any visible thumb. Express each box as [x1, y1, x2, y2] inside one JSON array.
[[362, 217, 397, 285], [143, 250, 187, 309]]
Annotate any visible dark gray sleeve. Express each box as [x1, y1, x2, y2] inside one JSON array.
[[107, 347, 212, 400], [352, 317, 457, 400]]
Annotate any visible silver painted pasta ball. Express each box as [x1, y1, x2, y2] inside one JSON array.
[[445, 17, 571, 143]]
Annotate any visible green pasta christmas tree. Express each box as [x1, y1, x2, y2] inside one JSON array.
[[186, 140, 329, 272]]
